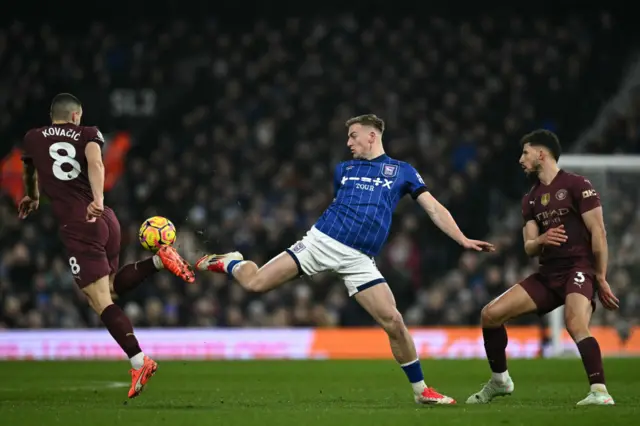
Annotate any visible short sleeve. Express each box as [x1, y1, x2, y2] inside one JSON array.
[[404, 163, 428, 199], [333, 163, 343, 198], [572, 176, 601, 214], [521, 194, 534, 224], [84, 126, 105, 147]]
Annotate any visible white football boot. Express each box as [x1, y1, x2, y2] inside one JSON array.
[[576, 391, 615, 406], [466, 377, 514, 404]]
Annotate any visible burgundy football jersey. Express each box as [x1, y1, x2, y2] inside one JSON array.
[[22, 123, 104, 225], [521, 170, 601, 274]]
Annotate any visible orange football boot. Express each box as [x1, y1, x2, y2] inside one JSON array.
[[156, 246, 195, 283], [415, 387, 457, 405], [128, 356, 158, 398]]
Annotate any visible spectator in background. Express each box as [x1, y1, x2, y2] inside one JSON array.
[[0, 12, 638, 329]]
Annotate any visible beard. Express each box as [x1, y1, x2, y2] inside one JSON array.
[[524, 161, 542, 183]]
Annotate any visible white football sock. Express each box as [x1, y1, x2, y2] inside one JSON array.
[[491, 370, 510, 384], [130, 352, 145, 370], [591, 383, 607, 393], [412, 380, 427, 395], [152, 255, 164, 270]]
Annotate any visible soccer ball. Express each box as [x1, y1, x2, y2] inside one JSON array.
[[138, 216, 177, 252]]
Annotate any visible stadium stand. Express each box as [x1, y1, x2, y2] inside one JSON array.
[[1, 11, 638, 330]]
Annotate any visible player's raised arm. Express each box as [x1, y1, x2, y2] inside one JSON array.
[[415, 192, 494, 252], [403, 165, 488, 250], [85, 140, 105, 220]]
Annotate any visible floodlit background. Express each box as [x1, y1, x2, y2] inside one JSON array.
[[1, 2, 639, 361]]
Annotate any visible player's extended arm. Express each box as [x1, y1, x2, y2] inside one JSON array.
[[85, 142, 105, 203], [523, 220, 542, 257], [416, 192, 467, 245], [582, 207, 608, 280], [22, 159, 39, 200]]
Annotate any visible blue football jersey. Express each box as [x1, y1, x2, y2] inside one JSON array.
[[314, 154, 428, 256]]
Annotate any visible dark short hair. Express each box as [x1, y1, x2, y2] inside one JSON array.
[[50, 93, 82, 120], [345, 114, 385, 134], [520, 129, 561, 161]]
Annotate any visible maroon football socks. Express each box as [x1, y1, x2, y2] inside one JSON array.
[[483, 326, 508, 373], [113, 258, 158, 296], [100, 304, 142, 358], [577, 337, 606, 385]]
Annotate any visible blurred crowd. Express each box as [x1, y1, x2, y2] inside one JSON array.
[[1, 12, 639, 330]]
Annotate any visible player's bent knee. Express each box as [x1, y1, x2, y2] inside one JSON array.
[[481, 304, 506, 327], [377, 309, 406, 338], [481, 284, 537, 327]]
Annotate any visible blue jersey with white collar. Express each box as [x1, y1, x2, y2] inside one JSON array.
[[314, 154, 428, 256]]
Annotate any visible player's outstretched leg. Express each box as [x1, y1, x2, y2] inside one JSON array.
[[195, 251, 299, 292], [565, 293, 615, 406], [466, 284, 538, 404], [83, 275, 157, 399], [112, 246, 195, 296], [354, 283, 455, 405]]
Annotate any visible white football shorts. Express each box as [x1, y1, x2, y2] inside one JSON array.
[[286, 226, 386, 296]]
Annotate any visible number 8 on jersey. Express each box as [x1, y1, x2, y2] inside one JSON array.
[[50, 142, 82, 181]]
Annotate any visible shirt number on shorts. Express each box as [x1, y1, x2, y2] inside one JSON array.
[[69, 256, 81, 275], [574, 271, 585, 287], [50, 142, 81, 181]]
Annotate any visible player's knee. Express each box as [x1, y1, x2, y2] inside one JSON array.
[[86, 295, 113, 315], [564, 315, 590, 342], [82, 278, 113, 315], [565, 295, 592, 342], [481, 304, 505, 327], [378, 309, 406, 338]]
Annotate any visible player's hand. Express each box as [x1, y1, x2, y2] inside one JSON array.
[[17, 196, 39, 219], [461, 238, 495, 252], [86, 200, 104, 222], [538, 225, 567, 246], [596, 277, 620, 310]]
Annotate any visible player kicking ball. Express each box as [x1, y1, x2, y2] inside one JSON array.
[[19, 93, 196, 398], [196, 114, 495, 405], [466, 130, 619, 406]]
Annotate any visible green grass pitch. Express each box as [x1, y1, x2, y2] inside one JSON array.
[[0, 359, 637, 425]]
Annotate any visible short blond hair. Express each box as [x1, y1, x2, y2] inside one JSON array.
[[345, 114, 385, 134]]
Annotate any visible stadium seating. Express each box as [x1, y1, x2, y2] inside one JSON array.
[[1, 12, 638, 329]]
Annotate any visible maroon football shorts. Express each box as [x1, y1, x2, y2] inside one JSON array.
[[520, 268, 596, 315], [59, 208, 121, 288]]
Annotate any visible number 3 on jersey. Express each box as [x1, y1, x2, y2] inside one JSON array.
[[50, 142, 81, 181]]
